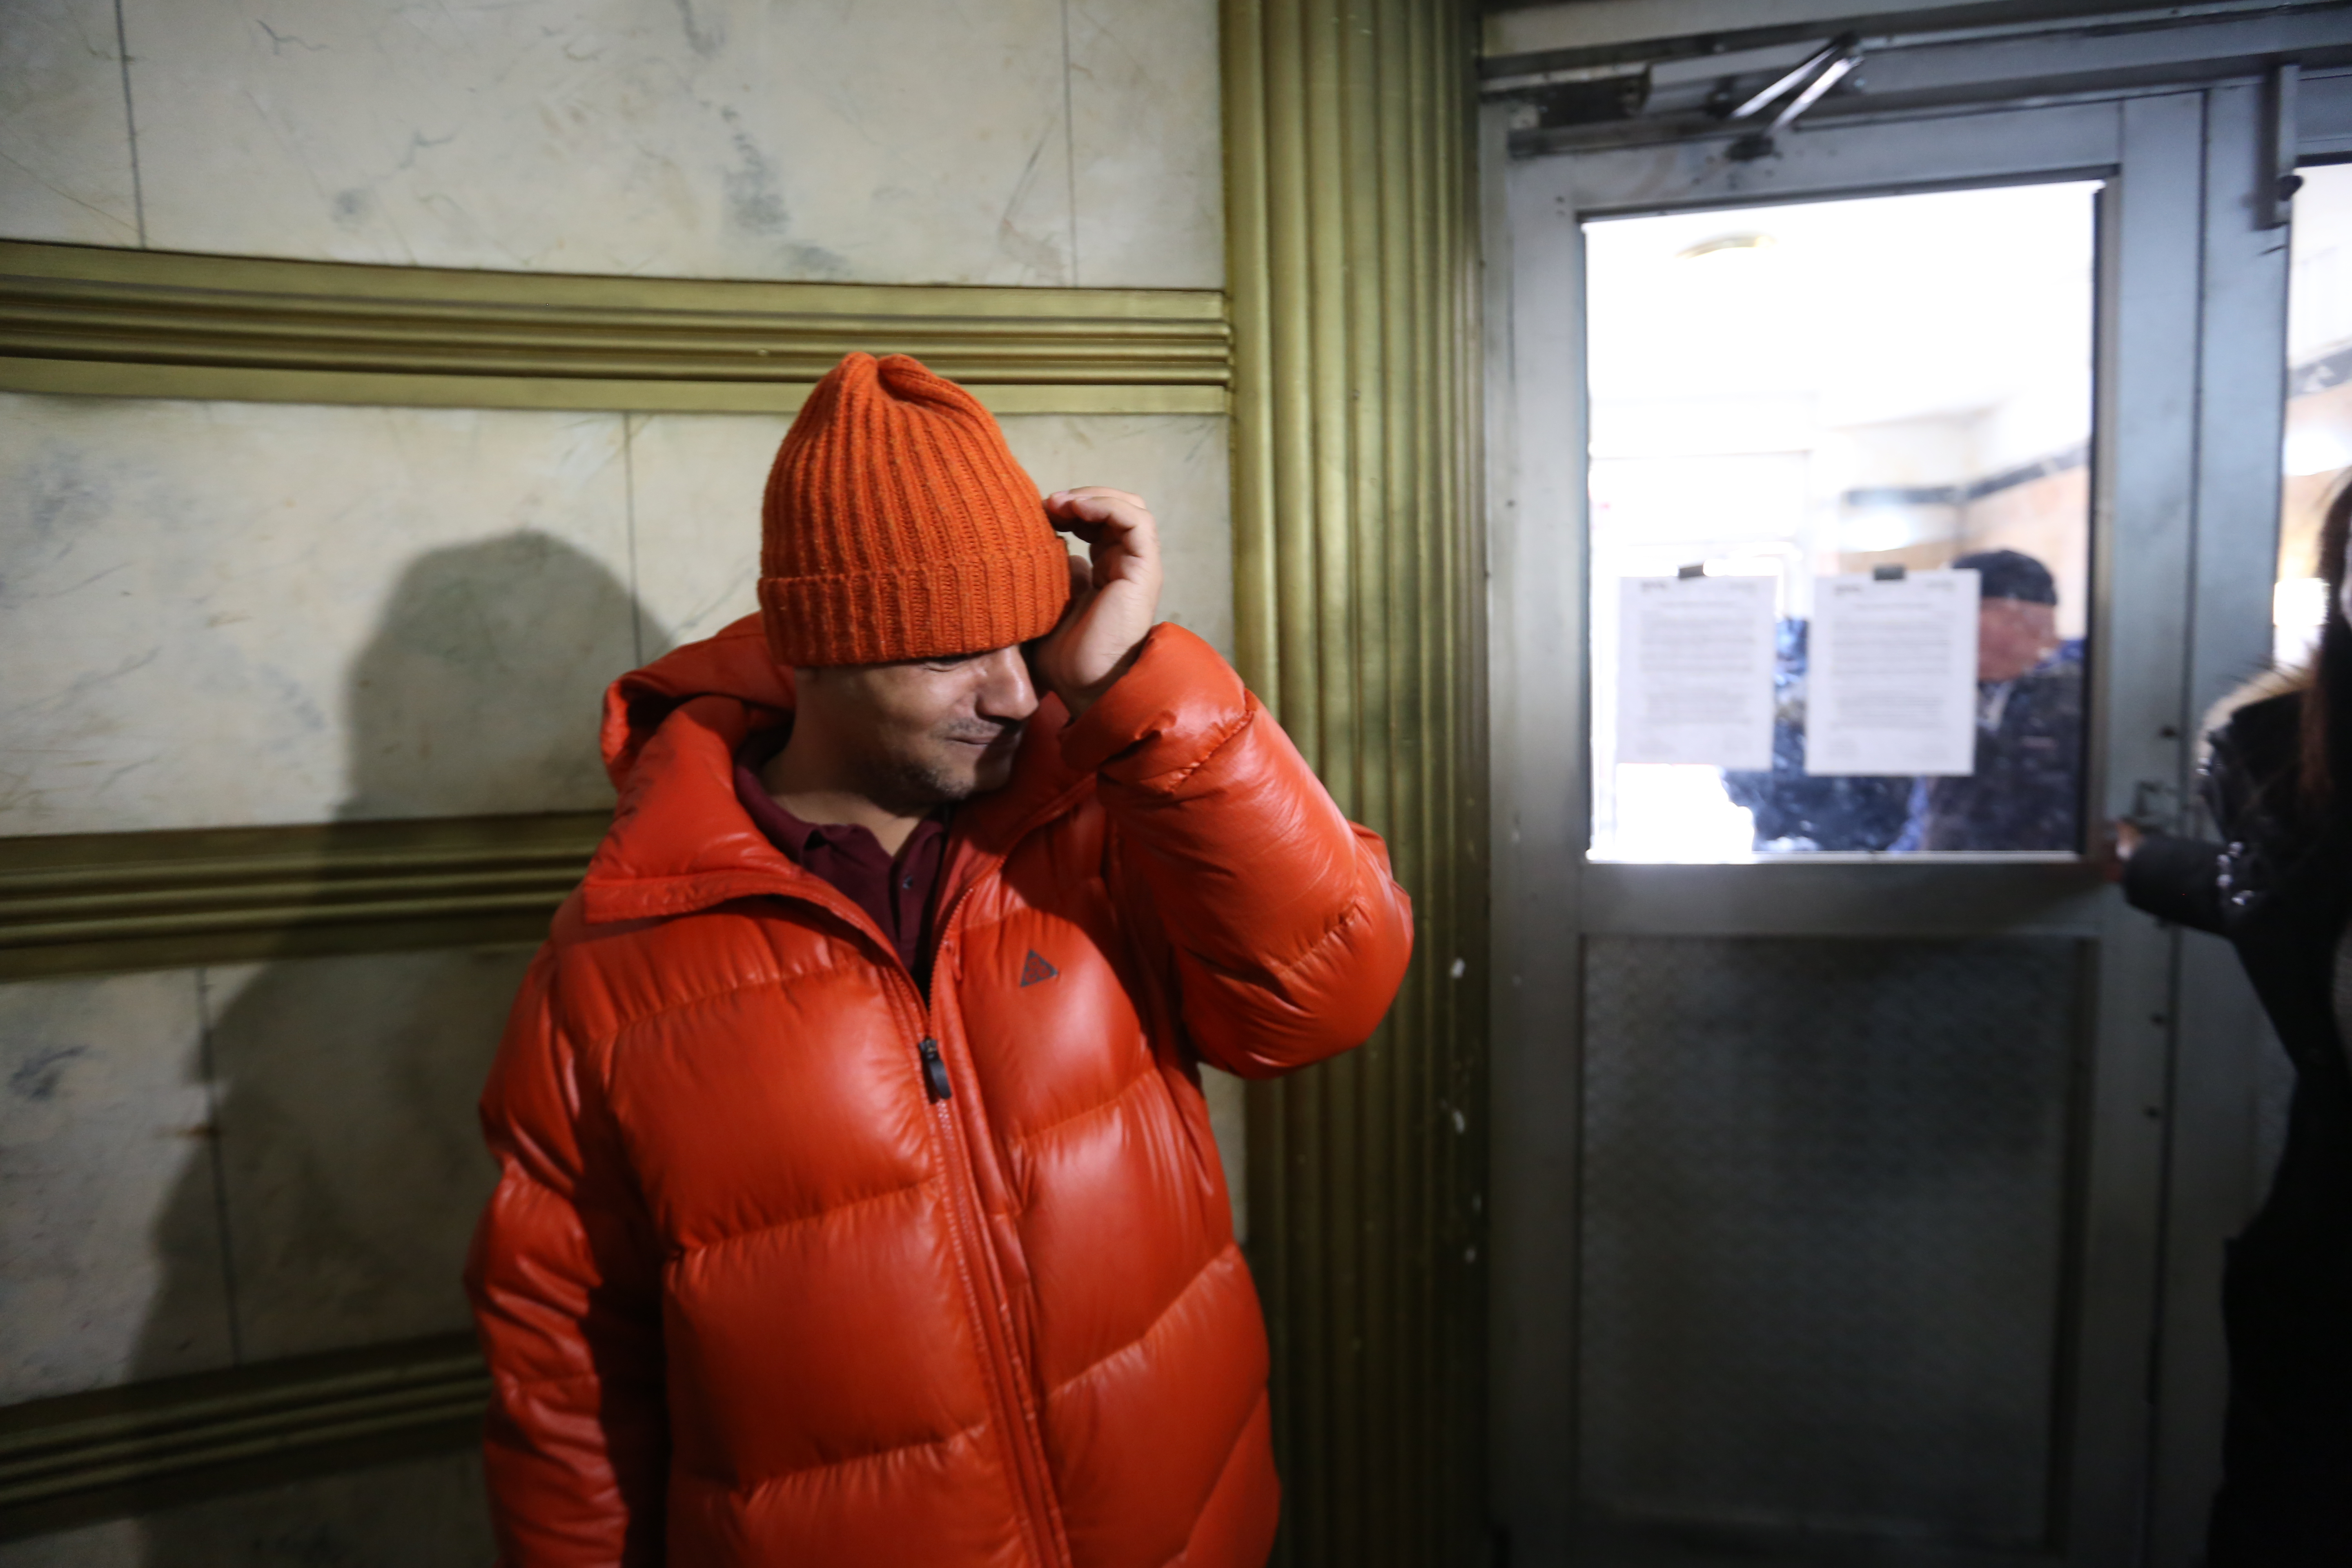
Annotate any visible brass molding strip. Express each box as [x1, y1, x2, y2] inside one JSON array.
[[1224, 0, 1490, 1562], [0, 1335, 485, 1531], [0, 813, 606, 979], [0, 241, 1231, 417]]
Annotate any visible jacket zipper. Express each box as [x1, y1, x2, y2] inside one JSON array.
[[732, 815, 1080, 1564], [916, 1035, 953, 1101], [900, 879, 1071, 1568]]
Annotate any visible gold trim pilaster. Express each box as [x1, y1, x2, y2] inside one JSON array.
[[1223, 1, 1488, 1561]]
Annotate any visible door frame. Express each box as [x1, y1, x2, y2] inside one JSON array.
[[1483, 67, 2346, 1566]]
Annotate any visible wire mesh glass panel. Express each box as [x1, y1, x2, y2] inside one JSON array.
[[1579, 936, 2084, 1546]]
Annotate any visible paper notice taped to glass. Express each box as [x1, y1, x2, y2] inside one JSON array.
[[1616, 575, 1775, 769], [1805, 569, 1981, 776]]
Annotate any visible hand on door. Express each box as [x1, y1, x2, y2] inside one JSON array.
[[2096, 819, 2144, 884]]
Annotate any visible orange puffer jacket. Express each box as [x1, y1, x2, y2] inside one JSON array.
[[464, 616, 1413, 1567]]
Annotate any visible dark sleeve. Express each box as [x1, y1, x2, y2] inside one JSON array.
[[2120, 833, 2230, 934]]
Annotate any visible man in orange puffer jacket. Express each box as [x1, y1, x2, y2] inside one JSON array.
[[463, 352, 1413, 1567]]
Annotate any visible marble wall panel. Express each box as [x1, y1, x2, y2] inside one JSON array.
[[621, 411, 778, 657], [0, 1447, 490, 1567], [200, 946, 533, 1361], [31, 0, 1228, 285], [0, 971, 233, 1403], [1067, 0, 1224, 289], [0, 394, 637, 836], [997, 413, 1234, 657], [0, 0, 141, 247], [123, 0, 1077, 285]]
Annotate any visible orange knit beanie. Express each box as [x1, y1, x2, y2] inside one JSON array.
[[757, 352, 1071, 668]]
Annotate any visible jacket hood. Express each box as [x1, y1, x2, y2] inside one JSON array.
[[601, 614, 795, 791], [580, 613, 1083, 928]]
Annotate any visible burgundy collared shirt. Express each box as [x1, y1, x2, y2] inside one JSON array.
[[733, 728, 948, 986]]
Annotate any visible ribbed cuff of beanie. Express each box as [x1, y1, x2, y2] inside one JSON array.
[[760, 540, 1073, 667]]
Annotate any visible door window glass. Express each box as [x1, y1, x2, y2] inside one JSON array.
[[1585, 183, 2100, 861], [2278, 162, 2352, 670]]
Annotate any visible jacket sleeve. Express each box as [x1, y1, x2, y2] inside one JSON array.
[[464, 944, 667, 1566], [1062, 624, 1415, 1078], [2121, 832, 2230, 935]]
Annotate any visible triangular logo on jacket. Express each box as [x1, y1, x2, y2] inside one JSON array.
[[1020, 950, 1058, 987]]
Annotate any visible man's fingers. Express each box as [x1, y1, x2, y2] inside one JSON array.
[[1044, 490, 1158, 569], [1044, 490, 1152, 538], [1046, 487, 1145, 513]]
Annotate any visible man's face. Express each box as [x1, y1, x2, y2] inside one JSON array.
[[1977, 596, 2061, 683], [799, 646, 1040, 814]]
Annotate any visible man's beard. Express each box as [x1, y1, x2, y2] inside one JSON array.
[[852, 724, 1020, 816]]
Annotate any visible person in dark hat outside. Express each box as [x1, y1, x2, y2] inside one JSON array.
[[1723, 616, 1915, 852], [1894, 546, 2086, 851]]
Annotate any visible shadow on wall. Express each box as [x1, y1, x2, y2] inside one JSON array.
[[130, 535, 660, 1564]]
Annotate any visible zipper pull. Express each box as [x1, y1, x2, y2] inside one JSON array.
[[917, 1036, 952, 1102]]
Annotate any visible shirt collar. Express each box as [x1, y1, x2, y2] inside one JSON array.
[[733, 725, 949, 864]]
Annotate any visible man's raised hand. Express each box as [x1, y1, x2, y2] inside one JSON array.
[[1036, 487, 1164, 717]]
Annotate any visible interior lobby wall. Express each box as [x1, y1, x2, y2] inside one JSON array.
[[0, 2, 1231, 1561]]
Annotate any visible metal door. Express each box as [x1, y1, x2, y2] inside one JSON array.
[[1484, 65, 2352, 1568]]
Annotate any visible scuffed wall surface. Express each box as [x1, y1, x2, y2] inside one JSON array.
[[0, 950, 526, 1404], [0, 0, 140, 247], [0, 396, 637, 837], [0, 972, 233, 1403]]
